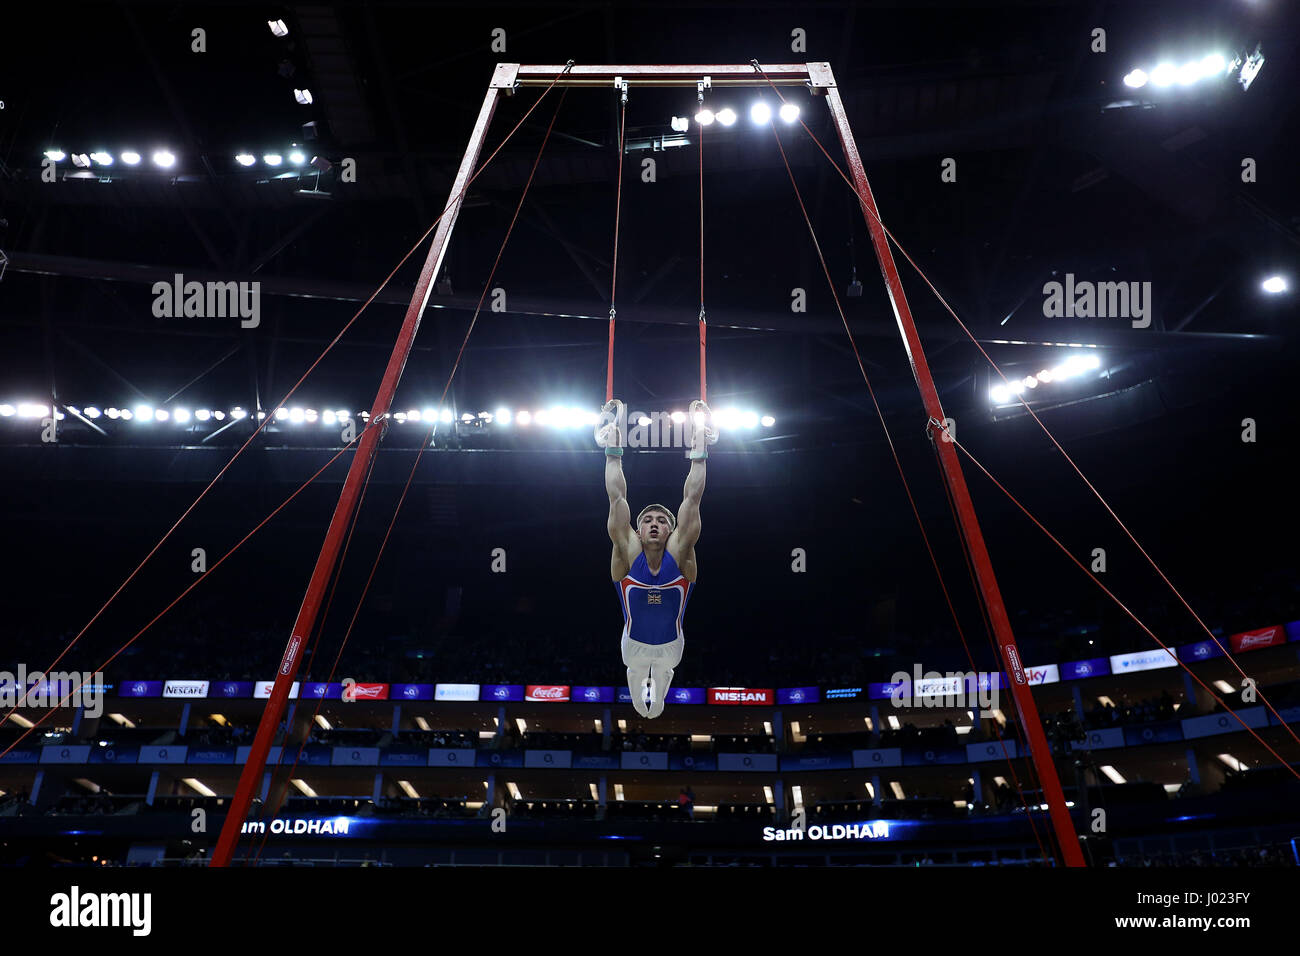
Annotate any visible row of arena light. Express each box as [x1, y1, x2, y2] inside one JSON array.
[[44, 148, 320, 171], [989, 353, 1103, 405], [1122, 45, 1264, 91], [0, 404, 777, 429], [672, 101, 801, 131]]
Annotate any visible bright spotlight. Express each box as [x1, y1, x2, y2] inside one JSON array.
[[212, 411, 225, 421], [750, 102, 772, 125], [263, 154, 283, 167], [294, 89, 313, 105], [1262, 275, 1287, 294], [1023, 376, 1038, 389], [740, 411, 758, 428], [235, 153, 256, 166], [195, 409, 211, 421], [1036, 369, 1054, 383], [289, 407, 305, 423], [120, 150, 141, 165], [1009, 381, 1025, 396], [1122, 69, 1148, 89], [1200, 53, 1226, 78], [394, 412, 408, 423], [90, 151, 113, 165], [671, 411, 686, 424], [105, 408, 120, 420], [760, 415, 775, 427], [516, 410, 531, 426], [0, 404, 14, 416], [18, 403, 47, 418], [268, 19, 289, 37], [407, 410, 421, 422], [289, 150, 306, 165], [778, 103, 800, 124], [44, 150, 65, 162], [231, 407, 247, 420], [495, 407, 511, 424], [135, 405, 153, 421], [670, 116, 690, 133], [119, 408, 134, 421], [304, 409, 318, 422], [173, 408, 191, 423], [71, 153, 90, 168], [990, 386, 1010, 404], [322, 411, 337, 426], [1150, 63, 1177, 87], [478, 411, 494, 424], [636, 415, 652, 427], [1176, 61, 1199, 85], [439, 409, 453, 424], [422, 408, 438, 422], [716, 108, 737, 126], [275, 407, 289, 421], [84, 406, 101, 419], [152, 150, 175, 168], [154, 408, 169, 421], [695, 109, 714, 126]]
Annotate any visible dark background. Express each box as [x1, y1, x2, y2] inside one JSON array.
[[0, 0, 1296, 691]]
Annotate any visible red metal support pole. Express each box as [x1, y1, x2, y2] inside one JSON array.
[[816, 66, 1086, 866], [209, 71, 509, 867]]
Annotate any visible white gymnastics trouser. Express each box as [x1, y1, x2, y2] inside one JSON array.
[[621, 634, 684, 720]]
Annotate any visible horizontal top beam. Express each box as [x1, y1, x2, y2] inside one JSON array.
[[511, 63, 824, 87]]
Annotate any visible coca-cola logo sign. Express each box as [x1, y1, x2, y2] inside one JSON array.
[[525, 685, 570, 701]]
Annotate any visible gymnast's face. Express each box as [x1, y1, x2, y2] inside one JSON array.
[[638, 510, 672, 546]]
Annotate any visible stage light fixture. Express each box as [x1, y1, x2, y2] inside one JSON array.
[[84, 406, 101, 418], [134, 405, 153, 421], [152, 151, 175, 168], [1200, 53, 1226, 77], [1262, 275, 1287, 294], [121, 151, 141, 165], [439, 408, 453, 423], [90, 151, 113, 165], [173, 408, 191, 423], [231, 407, 247, 420], [71, 153, 91, 168], [195, 409, 211, 421], [761, 415, 775, 427], [294, 89, 313, 105], [269, 19, 288, 37], [1176, 61, 1199, 85], [495, 407, 511, 424], [213, 411, 225, 421], [406, 409, 421, 422], [1150, 63, 1177, 87], [154, 409, 169, 422], [516, 410, 531, 425], [0, 404, 13, 416], [741, 411, 759, 428], [1122, 69, 1147, 89], [105, 408, 120, 419], [671, 411, 686, 424], [670, 116, 689, 133], [394, 412, 408, 423], [716, 108, 737, 126], [44, 150, 65, 162], [779, 103, 799, 123], [289, 150, 306, 164], [694, 108, 714, 126], [275, 408, 289, 421], [263, 154, 283, 167], [750, 102, 772, 125], [235, 153, 256, 166]]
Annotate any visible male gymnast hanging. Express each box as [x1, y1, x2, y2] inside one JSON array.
[[596, 400, 713, 718]]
